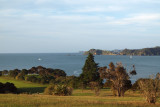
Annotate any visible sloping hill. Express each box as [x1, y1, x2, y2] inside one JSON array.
[[120, 46, 160, 56], [0, 77, 47, 93]]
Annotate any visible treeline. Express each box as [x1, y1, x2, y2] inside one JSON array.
[[0, 67, 84, 88], [0, 67, 72, 85]]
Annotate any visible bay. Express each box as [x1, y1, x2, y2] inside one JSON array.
[[0, 53, 160, 82]]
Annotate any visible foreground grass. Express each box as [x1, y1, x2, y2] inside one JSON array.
[[0, 77, 47, 93], [0, 90, 160, 107], [1, 77, 160, 107]]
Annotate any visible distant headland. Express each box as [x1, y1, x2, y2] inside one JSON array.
[[83, 46, 160, 56]]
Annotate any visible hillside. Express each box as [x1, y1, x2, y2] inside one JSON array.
[[83, 49, 117, 55], [0, 77, 47, 93], [84, 46, 160, 56], [120, 46, 160, 56]]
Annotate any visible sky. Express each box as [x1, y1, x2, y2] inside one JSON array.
[[0, 0, 160, 53]]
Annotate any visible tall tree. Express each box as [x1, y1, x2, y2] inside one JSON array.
[[79, 53, 101, 88], [99, 62, 136, 97]]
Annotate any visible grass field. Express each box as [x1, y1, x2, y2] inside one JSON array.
[[0, 77, 160, 107], [0, 90, 160, 107], [0, 77, 47, 93]]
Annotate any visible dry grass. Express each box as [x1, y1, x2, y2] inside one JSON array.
[[0, 89, 160, 107], [1, 77, 160, 107]]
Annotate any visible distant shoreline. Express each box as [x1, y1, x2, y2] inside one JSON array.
[[83, 46, 160, 56]]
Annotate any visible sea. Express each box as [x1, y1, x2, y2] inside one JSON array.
[[0, 53, 160, 83]]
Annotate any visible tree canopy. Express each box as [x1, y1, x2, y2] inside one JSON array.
[[99, 62, 136, 97], [79, 53, 102, 87]]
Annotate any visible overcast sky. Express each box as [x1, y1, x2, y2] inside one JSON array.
[[0, 0, 160, 53]]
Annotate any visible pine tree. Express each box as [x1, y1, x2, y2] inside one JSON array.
[[79, 53, 101, 88]]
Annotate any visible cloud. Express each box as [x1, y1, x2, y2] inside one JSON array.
[[72, 6, 124, 13], [22, 13, 42, 19], [49, 15, 101, 21], [1, 0, 160, 53], [34, 0, 53, 4], [109, 13, 160, 25]]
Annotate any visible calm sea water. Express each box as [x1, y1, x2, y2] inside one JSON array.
[[0, 53, 160, 82]]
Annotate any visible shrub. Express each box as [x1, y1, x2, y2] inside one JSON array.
[[89, 81, 100, 96], [44, 84, 73, 96], [44, 85, 54, 95], [138, 74, 160, 104], [132, 78, 145, 91], [54, 84, 73, 96]]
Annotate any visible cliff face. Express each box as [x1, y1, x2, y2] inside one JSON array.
[[84, 47, 160, 56]]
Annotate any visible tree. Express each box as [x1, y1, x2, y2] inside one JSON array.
[[0, 82, 17, 94], [138, 73, 160, 104], [99, 62, 136, 97], [9, 69, 20, 78], [79, 53, 102, 88], [2, 70, 8, 76], [16, 69, 28, 80], [0, 71, 2, 76]]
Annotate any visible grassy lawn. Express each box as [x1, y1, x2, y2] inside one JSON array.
[[0, 77, 47, 93], [0, 77, 160, 107]]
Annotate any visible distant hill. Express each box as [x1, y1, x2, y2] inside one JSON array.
[[83, 49, 118, 55], [84, 46, 160, 56], [120, 46, 160, 56]]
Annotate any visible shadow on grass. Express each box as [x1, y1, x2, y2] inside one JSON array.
[[18, 87, 46, 94]]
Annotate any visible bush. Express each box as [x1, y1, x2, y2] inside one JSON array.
[[132, 78, 145, 91], [44, 85, 55, 95], [89, 81, 100, 96], [44, 84, 73, 96], [0, 82, 17, 94], [54, 84, 73, 96], [138, 75, 160, 104]]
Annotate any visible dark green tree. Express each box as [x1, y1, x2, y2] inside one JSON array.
[[0, 71, 2, 76], [79, 53, 102, 88]]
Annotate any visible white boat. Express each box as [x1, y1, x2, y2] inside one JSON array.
[[130, 55, 132, 59], [38, 58, 42, 61]]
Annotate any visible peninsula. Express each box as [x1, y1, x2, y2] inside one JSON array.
[[83, 46, 160, 56]]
